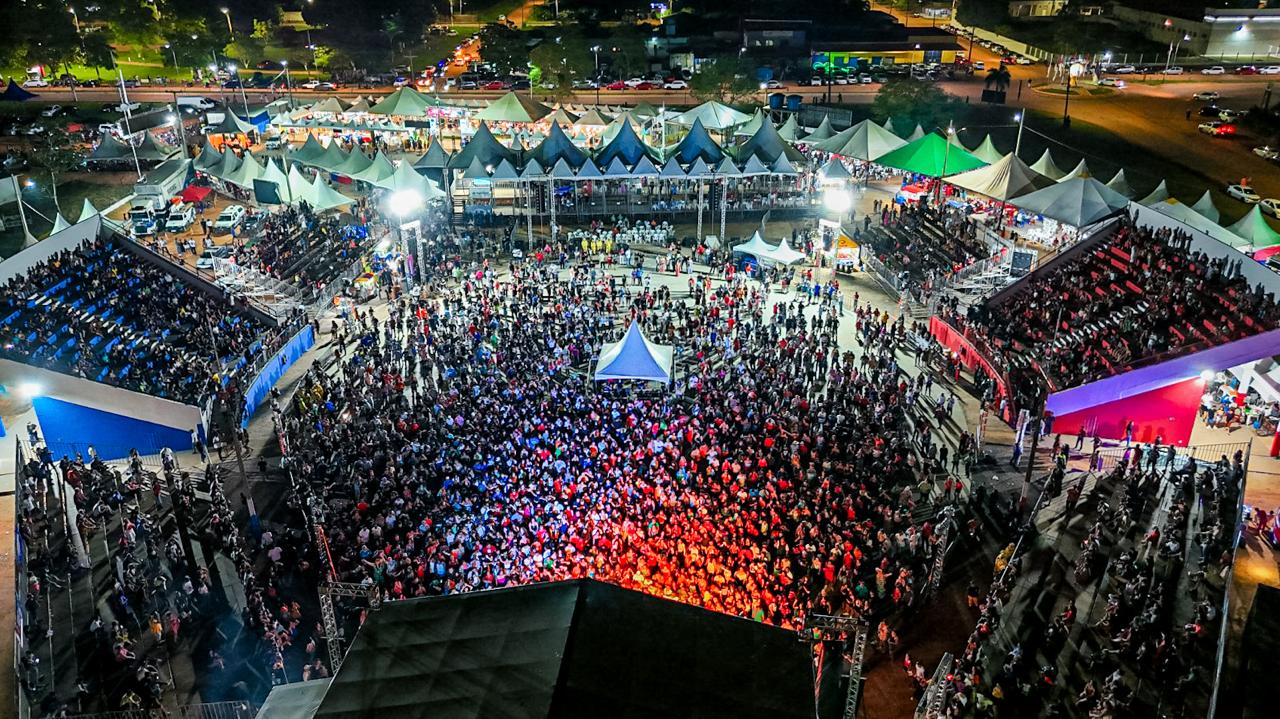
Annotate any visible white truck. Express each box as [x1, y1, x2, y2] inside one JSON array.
[[166, 202, 195, 232]]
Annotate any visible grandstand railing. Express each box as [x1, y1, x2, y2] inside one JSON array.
[[860, 251, 902, 300], [983, 217, 1120, 309], [13, 440, 32, 719], [1207, 441, 1251, 719]]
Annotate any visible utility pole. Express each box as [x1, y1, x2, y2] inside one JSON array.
[[1013, 110, 1025, 157], [1019, 397, 1045, 512], [171, 92, 189, 158]]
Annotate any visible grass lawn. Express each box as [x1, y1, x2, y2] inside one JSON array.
[[0, 174, 132, 259], [472, 0, 530, 24]]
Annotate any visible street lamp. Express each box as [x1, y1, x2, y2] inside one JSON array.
[[1013, 111, 1025, 156], [68, 7, 79, 34], [591, 45, 601, 106], [164, 43, 179, 69], [220, 7, 234, 38], [282, 59, 295, 107], [228, 63, 251, 117]]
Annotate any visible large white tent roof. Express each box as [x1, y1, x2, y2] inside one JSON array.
[[1008, 176, 1130, 227], [946, 152, 1054, 202]]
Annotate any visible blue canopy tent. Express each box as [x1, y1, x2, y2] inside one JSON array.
[[1, 80, 37, 101], [594, 321, 674, 384]]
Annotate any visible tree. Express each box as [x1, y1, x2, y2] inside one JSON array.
[[313, 45, 336, 70], [381, 15, 404, 49], [28, 129, 85, 215], [477, 23, 528, 75], [872, 78, 954, 131], [689, 55, 757, 105], [530, 31, 594, 97], [81, 31, 117, 79], [985, 64, 1011, 91]]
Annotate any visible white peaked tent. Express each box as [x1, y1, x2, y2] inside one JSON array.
[[594, 321, 674, 384], [1030, 149, 1065, 180], [1226, 205, 1280, 250], [1147, 199, 1250, 249], [970, 135, 1004, 165], [1058, 158, 1091, 182], [78, 198, 99, 222], [805, 116, 836, 143], [1104, 169, 1135, 198], [882, 117, 896, 136], [309, 175, 355, 212], [49, 213, 72, 234], [907, 124, 926, 142], [1138, 180, 1169, 206], [351, 152, 396, 185], [1008, 176, 1131, 227], [813, 119, 907, 161], [732, 231, 807, 265], [380, 160, 445, 199], [287, 166, 316, 205], [260, 158, 291, 198], [671, 101, 752, 131], [224, 152, 264, 188], [1191, 191, 1221, 223], [946, 152, 1055, 202]]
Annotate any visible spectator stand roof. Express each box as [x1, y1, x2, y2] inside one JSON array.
[[1029, 149, 1065, 180], [1226, 205, 1280, 250], [596, 321, 674, 384], [1008, 176, 1131, 228], [259, 678, 330, 719], [970, 135, 1004, 165], [812, 118, 906, 162], [526, 122, 589, 170], [873, 132, 987, 177], [946, 152, 1054, 202], [1, 79, 37, 101], [594, 117, 657, 168], [448, 122, 517, 170], [671, 100, 753, 131], [294, 579, 811, 719], [476, 91, 552, 123], [734, 116, 805, 165], [670, 119, 725, 166]]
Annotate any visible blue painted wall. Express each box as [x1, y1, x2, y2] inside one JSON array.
[[32, 396, 193, 461], [241, 325, 315, 427]]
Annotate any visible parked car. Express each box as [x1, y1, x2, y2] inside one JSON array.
[[1253, 146, 1280, 160], [459, 79, 477, 90], [606, 80, 627, 90], [1164, 66, 1185, 75], [1198, 121, 1236, 136], [40, 105, 63, 118], [213, 204, 247, 231], [483, 80, 505, 90], [22, 78, 49, 88], [663, 79, 688, 90], [1200, 66, 1226, 75], [264, 135, 285, 150], [1098, 78, 1125, 87], [1261, 66, 1280, 75], [1015, 56, 1034, 65], [623, 77, 646, 88], [1235, 65, 1259, 75], [972, 61, 985, 71], [764, 79, 783, 89], [1218, 108, 1248, 122], [1198, 105, 1223, 118], [1227, 184, 1261, 203], [632, 81, 656, 90], [1192, 91, 1220, 102], [1111, 65, 1136, 74], [1261, 198, 1280, 218]]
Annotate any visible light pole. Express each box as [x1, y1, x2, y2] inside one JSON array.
[[164, 43, 179, 70], [220, 7, 234, 39], [1013, 110, 1025, 156], [68, 7, 80, 34], [229, 63, 251, 118], [591, 45, 601, 106], [282, 60, 295, 107]]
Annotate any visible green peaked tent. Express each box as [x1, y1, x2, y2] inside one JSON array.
[[734, 109, 767, 137], [805, 116, 836, 143], [545, 107, 579, 127], [1192, 190, 1221, 223], [575, 108, 612, 127], [814, 119, 906, 161], [630, 101, 659, 118], [1138, 180, 1169, 206], [193, 138, 221, 171], [872, 132, 987, 177], [208, 111, 257, 136], [777, 115, 804, 142], [971, 135, 1004, 164], [595, 117, 655, 168], [369, 87, 448, 116], [1227, 205, 1280, 249], [87, 134, 134, 162], [291, 134, 327, 164], [476, 92, 551, 123], [448, 122, 517, 170], [1030, 149, 1065, 180], [672, 100, 752, 131]]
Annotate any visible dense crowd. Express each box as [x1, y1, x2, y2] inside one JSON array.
[[0, 237, 268, 403], [937, 444, 1241, 718], [233, 204, 373, 296], [274, 255, 955, 636], [967, 220, 1280, 393], [865, 199, 994, 301]]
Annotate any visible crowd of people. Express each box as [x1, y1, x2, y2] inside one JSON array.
[[232, 204, 374, 296], [271, 250, 959, 646], [965, 219, 1280, 394], [0, 237, 269, 404], [865, 198, 994, 303], [932, 442, 1241, 718]]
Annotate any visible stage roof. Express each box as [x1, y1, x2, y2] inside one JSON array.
[[310, 579, 814, 719]]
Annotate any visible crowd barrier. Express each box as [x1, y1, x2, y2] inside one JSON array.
[[239, 324, 316, 428]]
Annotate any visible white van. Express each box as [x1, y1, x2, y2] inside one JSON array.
[[166, 203, 195, 232], [177, 96, 217, 111]]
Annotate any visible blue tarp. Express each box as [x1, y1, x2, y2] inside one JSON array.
[[594, 321, 674, 384], [241, 325, 315, 427]]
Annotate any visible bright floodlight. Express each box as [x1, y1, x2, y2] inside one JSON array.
[[823, 188, 852, 214], [1199, 369, 1215, 382], [17, 382, 42, 398], [388, 189, 423, 217]]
